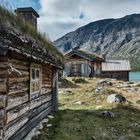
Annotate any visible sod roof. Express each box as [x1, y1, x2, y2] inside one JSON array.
[[0, 6, 64, 68]]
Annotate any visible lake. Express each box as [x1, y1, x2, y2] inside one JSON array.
[[129, 72, 140, 82]]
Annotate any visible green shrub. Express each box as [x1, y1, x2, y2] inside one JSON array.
[[72, 77, 87, 83]]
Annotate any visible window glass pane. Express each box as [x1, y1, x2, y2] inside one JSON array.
[[36, 81, 40, 91], [31, 82, 36, 92], [32, 69, 35, 79], [36, 69, 40, 79]]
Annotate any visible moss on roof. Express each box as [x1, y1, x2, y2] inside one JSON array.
[[0, 6, 64, 66], [65, 48, 104, 61], [78, 49, 103, 60]]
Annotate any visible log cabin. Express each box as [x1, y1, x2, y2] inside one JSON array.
[[64, 46, 104, 77], [0, 6, 64, 140], [101, 60, 131, 81]]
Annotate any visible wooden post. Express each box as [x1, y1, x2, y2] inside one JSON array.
[[52, 68, 58, 112]]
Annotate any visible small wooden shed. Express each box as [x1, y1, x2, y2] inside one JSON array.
[[101, 60, 131, 81], [0, 6, 63, 140], [64, 46, 104, 77]]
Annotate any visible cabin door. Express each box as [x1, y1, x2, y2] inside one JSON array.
[[71, 64, 81, 77]]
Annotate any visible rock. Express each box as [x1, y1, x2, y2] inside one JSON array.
[[128, 123, 140, 128], [98, 79, 108, 85], [107, 94, 116, 103], [91, 136, 96, 140], [131, 87, 139, 92], [115, 94, 126, 102], [75, 101, 85, 105], [107, 94, 126, 103], [100, 111, 115, 117], [118, 84, 131, 88], [42, 118, 49, 123], [47, 124, 52, 128], [95, 87, 104, 93], [48, 115, 54, 119], [132, 82, 140, 87]]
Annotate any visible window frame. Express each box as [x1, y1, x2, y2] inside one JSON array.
[[30, 63, 42, 98]]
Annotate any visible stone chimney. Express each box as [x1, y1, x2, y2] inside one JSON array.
[[15, 7, 39, 29]]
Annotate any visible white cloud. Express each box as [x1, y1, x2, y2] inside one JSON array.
[[38, 0, 140, 41]]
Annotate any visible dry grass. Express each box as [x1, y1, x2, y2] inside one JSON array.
[[33, 78, 140, 140]]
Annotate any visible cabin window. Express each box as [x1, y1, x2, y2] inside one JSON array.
[[30, 64, 42, 94], [112, 73, 118, 78]]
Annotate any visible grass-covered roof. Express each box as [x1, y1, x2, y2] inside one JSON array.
[[65, 48, 104, 61], [0, 6, 64, 68]]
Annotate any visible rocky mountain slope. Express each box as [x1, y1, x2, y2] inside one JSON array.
[[54, 14, 140, 70]]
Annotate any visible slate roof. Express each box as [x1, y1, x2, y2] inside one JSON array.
[[65, 48, 104, 62], [0, 6, 64, 68], [102, 60, 131, 71]]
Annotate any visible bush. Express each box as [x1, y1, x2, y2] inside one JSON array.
[[72, 77, 87, 83]]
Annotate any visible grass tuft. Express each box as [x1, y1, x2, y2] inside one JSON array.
[[0, 5, 64, 60]]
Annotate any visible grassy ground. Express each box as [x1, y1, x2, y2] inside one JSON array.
[[33, 78, 140, 140]]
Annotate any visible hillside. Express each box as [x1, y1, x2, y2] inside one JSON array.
[[54, 14, 140, 70]]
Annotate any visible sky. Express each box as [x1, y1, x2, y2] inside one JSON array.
[[1, 0, 140, 41]]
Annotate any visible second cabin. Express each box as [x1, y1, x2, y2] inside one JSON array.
[[64, 46, 104, 77]]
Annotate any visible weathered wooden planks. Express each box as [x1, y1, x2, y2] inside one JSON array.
[[0, 95, 6, 109], [0, 55, 55, 140], [6, 103, 30, 124], [5, 116, 29, 140], [7, 93, 29, 110], [9, 106, 52, 140]]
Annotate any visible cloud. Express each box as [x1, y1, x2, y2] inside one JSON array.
[[38, 0, 140, 41], [3, 0, 140, 41]]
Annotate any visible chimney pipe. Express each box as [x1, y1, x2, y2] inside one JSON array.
[[15, 7, 39, 30]]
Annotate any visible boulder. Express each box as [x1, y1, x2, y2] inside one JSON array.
[[98, 79, 108, 85], [107, 94, 126, 103], [95, 87, 104, 94], [98, 79, 113, 86], [99, 111, 115, 117]]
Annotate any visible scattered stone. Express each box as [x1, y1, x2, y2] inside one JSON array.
[[118, 84, 131, 88], [95, 87, 104, 93], [91, 136, 96, 140], [42, 118, 49, 123], [47, 124, 52, 128], [48, 115, 54, 119], [115, 94, 126, 102], [132, 82, 140, 87], [75, 101, 85, 105], [131, 87, 139, 92], [128, 123, 140, 128], [107, 94, 126, 103], [99, 111, 115, 117], [98, 79, 108, 85], [98, 79, 113, 86]]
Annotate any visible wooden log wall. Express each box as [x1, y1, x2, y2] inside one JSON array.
[[0, 53, 53, 140], [101, 71, 129, 81], [0, 56, 9, 139]]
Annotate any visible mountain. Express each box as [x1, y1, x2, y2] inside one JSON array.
[[53, 14, 140, 70]]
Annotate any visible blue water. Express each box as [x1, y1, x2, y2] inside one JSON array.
[[129, 72, 140, 82]]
